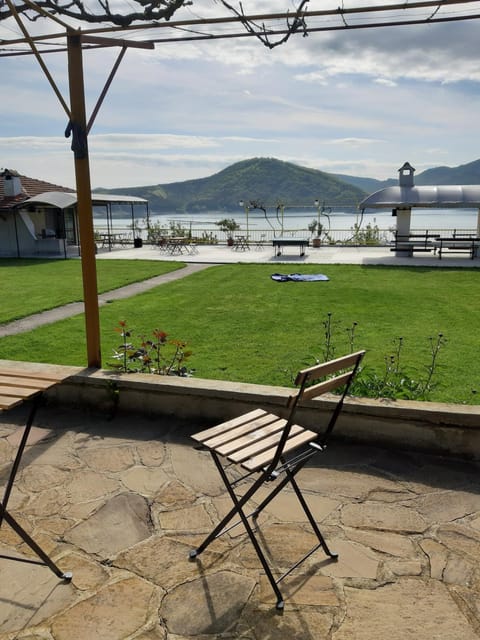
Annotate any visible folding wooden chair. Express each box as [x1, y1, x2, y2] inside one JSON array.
[[0, 367, 73, 581], [189, 350, 365, 610]]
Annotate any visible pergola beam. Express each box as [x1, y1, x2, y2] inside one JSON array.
[[1, 0, 480, 50]]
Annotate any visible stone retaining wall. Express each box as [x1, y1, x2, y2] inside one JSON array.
[[39, 364, 480, 460]]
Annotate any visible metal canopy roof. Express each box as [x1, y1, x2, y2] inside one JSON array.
[[359, 185, 480, 210], [20, 191, 147, 209]]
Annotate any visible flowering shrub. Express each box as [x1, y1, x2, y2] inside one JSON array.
[[108, 320, 193, 376]]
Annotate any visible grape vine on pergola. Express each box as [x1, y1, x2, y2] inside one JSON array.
[[1, 0, 479, 367]]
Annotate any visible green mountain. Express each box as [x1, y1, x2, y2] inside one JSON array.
[[96, 157, 367, 213], [95, 157, 480, 213], [332, 173, 395, 193], [415, 159, 480, 185], [336, 159, 480, 191]]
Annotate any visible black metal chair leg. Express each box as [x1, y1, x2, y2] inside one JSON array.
[[0, 394, 41, 527], [0, 504, 72, 580], [251, 453, 312, 520], [190, 453, 267, 558], [286, 465, 338, 559], [189, 454, 285, 607]]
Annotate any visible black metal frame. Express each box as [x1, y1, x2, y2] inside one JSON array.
[[0, 393, 72, 581], [190, 351, 364, 610]]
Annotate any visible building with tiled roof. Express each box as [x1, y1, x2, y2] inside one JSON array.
[[0, 169, 148, 258], [0, 169, 74, 211]]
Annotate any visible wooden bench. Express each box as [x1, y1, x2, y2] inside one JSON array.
[[390, 232, 440, 256], [433, 236, 480, 259]]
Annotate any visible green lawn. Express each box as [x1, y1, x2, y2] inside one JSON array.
[[0, 259, 184, 324], [0, 263, 478, 404]]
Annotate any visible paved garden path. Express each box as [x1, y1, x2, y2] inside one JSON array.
[[1, 403, 480, 638], [0, 263, 213, 338]]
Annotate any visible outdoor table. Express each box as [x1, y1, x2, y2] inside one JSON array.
[[234, 235, 250, 251], [432, 237, 480, 259], [99, 232, 115, 248], [166, 237, 189, 255], [0, 366, 72, 581], [273, 237, 309, 256]]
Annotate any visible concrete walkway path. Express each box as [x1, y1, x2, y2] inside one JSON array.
[[0, 263, 213, 338], [97, 241, 480, 268]]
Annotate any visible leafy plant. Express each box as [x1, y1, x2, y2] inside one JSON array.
[[215, 218, 240, 238], [169, 221, 189, 238], [348, 222, 382, 246], [312, 312, 446, 401], [308, 219, 323, 238], [146, 221, 169, 242], [109, 320, 193, 376], [195, 231, 218, 244]]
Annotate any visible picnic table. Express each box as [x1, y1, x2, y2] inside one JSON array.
[[98, 233, 130, 249], [433, 236, 480, 259], [164, 237, 197, 255], [390, 232, 440, 256], [0, 366, 72, 581], [272, 237, 309, 257]]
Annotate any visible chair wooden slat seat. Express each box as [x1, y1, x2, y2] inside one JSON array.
[[191, 408, 266, 442], [0, 368, 66, 383], [189, 350, 365, 610], [0, 384, 43, 399], [241, 428, 319, 472], [216, 418, 287, 458], [0, 374, 60, 390], [227, 421, 303, 464], [194, 410, 281, 450], [0, 395, 25, 410]]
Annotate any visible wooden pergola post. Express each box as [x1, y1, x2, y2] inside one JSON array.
[[67, 31, 101, 368]]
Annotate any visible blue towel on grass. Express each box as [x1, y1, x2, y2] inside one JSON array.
[[271, 273, 329, 282]]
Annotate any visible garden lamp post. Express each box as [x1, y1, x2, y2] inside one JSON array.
[[276, 202, 285, 235], [314, 199, 322, 230], [239, 200, 250, 238]]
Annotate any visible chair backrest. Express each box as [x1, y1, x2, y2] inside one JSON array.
[[286, 350, 365, 447]]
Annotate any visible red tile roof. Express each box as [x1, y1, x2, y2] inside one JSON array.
[[0, 170, 74, 211]]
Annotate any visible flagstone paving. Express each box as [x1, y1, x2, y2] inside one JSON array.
[[1, 403, 480, 639]]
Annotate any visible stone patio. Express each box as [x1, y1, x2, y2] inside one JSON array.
[[1, 402, 480, 639]]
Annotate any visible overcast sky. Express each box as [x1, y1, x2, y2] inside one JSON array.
[[0, 1, 479, 189]]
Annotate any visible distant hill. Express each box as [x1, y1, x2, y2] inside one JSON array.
[[332, 173, 395, 193], [336, 160, 480, 191], [95, 157, 367, 213], [95, 157, 480, 212], [414, 159, 480, 185]]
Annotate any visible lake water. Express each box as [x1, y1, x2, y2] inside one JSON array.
[[100, 208, 479, 239]]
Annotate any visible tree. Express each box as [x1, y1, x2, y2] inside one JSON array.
[[0, 0, 188, 27], [0, 0, 310, 47]]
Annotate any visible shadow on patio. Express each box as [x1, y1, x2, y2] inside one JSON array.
[[1, 402, 480, 639]]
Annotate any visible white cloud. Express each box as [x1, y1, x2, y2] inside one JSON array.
[[326, 138, 385, 147], [1, 7, 479, 187], [374, 78, 396, 87], [90, 133, 222, 150]]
